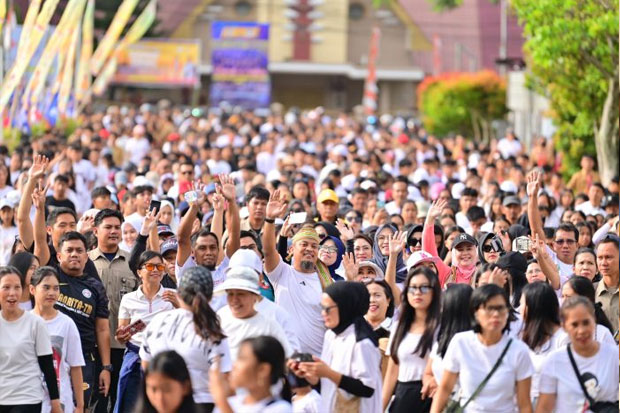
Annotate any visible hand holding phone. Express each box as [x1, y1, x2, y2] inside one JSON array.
[[289, 212, 307, 225], [149, 200, 161, 215]]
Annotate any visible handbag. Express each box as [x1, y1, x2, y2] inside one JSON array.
[[566, 344, 618, 413], [442, 338, 513, 413]]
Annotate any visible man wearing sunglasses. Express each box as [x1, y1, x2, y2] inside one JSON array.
[[90, 208, 139, 412]]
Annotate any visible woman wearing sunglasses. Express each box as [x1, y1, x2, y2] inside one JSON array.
[[114, 251, 179, 413], [477, 232, 504, 264], [383, 267, 441, 412]]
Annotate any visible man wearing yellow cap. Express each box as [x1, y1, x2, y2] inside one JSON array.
[[316, 188, 339, 224], [262, 190, 329, 357]]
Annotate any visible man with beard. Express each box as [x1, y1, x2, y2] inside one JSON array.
[[262, 190, 327, 357], [176, 175, 239, 310]]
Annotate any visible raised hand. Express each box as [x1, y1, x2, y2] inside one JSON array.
[[217, 174, 236, 201], [141, 208, 160, 236], [388, 231, 407, 256], [489, 266, 508, 287], [29, 155, 49, 180], [266, 190, 287, 220], [211, 192, 225, 213], [342, 252, 359, 281], [335, 218, 354, 242], [280, 215, 293, 238], [428, 198, 447, 221], [526, 169, 541, 197], [31, 182, 49, 211], [529, 233, 547, 260]]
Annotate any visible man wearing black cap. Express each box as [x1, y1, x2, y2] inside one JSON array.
[[502, 195, 522, 225]]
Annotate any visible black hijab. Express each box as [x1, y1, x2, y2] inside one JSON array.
[[325, 281, 378, 346]]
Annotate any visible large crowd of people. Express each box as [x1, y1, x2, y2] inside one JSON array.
[[0, 101, 618, 413]]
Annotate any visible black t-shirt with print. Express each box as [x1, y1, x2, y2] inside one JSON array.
[[54, 267, 109, 354]]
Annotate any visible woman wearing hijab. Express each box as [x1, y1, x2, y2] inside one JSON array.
[[423, 200, 479, 288], [292, 281, 382, 412], [318, 236, 346, 281], [371, 224, 408, 283], [477, 232, 505, 264]]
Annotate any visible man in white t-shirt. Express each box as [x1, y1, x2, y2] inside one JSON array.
[[262, 190, 327, 357], [216, 266, 292, 361]]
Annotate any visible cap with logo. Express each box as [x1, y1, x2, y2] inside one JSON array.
[[317, 189, 339, 204], [406, 251, 439, 272], [161, 238, 178, 255], [451, 233, 478, 249]]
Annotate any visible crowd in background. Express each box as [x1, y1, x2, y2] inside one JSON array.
[[0, 100, 618, 413]]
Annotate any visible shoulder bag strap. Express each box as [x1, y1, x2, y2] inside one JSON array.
[[566, 344, 596, 407], [461, 338, 513, 410]]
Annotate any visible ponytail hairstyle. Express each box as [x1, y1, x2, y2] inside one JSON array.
[[241, 335, 292, 402], [177, 266, 225, 342], [565, 276, 614, 335]]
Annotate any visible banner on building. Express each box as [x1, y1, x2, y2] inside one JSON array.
[[111, 39, 200, 87], [209, 21, 270, 109]]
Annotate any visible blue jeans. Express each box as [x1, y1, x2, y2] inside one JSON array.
[[113, 343, 142, 413]]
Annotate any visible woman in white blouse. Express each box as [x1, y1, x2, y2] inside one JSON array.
[[383, 267, 442, 412], [536, 296, 619, 412], [114, 251, 178, 413], [292, 281, 382, 412], [431, 284, 534, 413]]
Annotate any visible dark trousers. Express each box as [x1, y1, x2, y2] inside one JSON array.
[[114, 343, 142, 413], [0, 404, 42, 413], [388, 380, 432, 413], [93, 348, 124, 413]]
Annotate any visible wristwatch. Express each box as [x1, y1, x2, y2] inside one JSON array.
[[102, 364, 113, 372]]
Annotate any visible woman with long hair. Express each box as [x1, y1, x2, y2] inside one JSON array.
[[364, 279, 395, 340], [383, 267, 441, 412], [536, 297, 619, 412], [8, 251, 39, 310], [139, 266, 230, 413], [423, 199, 479, 287], [293, 281, 382, 412], [114, 251, 178, 413], [422, 284, 473, 401], [30, 266, 85, 413], [211, 336, 293, 412], [0, 201, 18, 265], [561, 276, 615, 343], [0, 266, 62, 413], [518, 282, 566, 404], [137, 350, 197, 413], [430, 284, 534, 413]]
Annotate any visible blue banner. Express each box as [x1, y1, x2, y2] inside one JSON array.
[[209, 21, 270, 109]]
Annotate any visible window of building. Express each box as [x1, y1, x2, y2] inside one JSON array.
[[349, 3, 365, 20]]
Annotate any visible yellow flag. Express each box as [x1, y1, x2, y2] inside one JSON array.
[[16, 0, 41, 62], [0, 0, 6, 33], [90, 0, 139, 77], [75, 0, 94, 103], [22, 0, 84, 110], [58, 24, 79, 114], [0, 0, 59, 110], [92, 0, 157, 97]]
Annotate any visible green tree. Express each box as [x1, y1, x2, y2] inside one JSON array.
[[418, 71, 508, 141], [510, 0, 618, 184]]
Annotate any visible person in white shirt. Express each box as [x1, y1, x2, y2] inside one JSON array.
[[30, 266, 85, 413], [262, 190, 328, 357], [383, 267, 442, 412], [0, 200, 18, 265], [210, 335, 293, 412], [536, 297, 619, 412], [0, 266, 62, 413], [216, 266, 292, 361], [124, 125, 151, 167], [140, 266, 232, 411], [430, 284, 534, 413], [517, 282, 567, 404], [497, 130, 523, 159], [575, 183, 607, 217], [228, 248, 301, 352], [292, 282, 382, 413], [114, 251, 178, 413]]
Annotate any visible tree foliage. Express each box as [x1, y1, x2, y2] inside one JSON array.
[[417, 71, 508, 141], [510, 0, 619, 182]]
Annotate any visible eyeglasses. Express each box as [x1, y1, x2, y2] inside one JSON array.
[[142, 263, 165, 271], [408, 238, 421, 247], [481, 305, 508, 315], [319, 246, 338, 254], [320, 304, 338, 314], [554, 239, 576, 245], [482, 245, 501, 253], [407, 285, 432, 295]]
